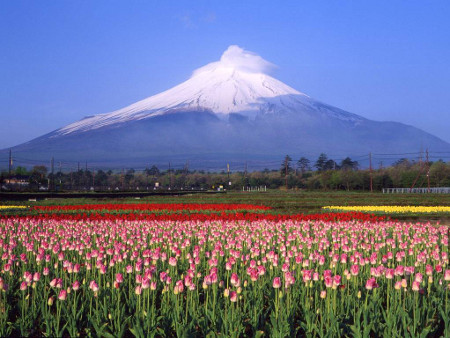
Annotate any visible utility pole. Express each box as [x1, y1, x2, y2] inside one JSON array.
[[121, 168, 124, 190], [369, 152, 373, 192], [285, 159, 288, 190], [410, 148, 428, 192], [244, 161, 248, 189], [51, 157, 54, 191], [92, 168, 95, 190], [85, 162, 88, 189], [58, 162, 62, 186], [8, 149, 12, 178], [426, 149, 430, 193], [168, 162, 172, 189]]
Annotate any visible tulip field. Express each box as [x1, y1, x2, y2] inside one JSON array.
[[323, 205, 450, 214], [0, 200, 449, 337]]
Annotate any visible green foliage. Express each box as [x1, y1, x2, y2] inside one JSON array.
[[2, 156, 449, 193]]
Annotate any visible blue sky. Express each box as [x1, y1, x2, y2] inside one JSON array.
[[1, 1, 450, 148]]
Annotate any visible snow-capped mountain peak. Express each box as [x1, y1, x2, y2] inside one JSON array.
[[56, 46, 311, 135], [8, 46, 450, 168]]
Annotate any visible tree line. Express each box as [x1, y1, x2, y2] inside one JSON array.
[[1, 153, 449, 192]]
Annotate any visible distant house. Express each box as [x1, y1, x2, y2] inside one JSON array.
[[4, 176, 29, 186]]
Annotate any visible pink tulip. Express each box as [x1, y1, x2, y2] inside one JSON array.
[[89, 280, 99, 292], [72, 280, 81, 291], [73, 263, 80, 273], [302, 270, 312, 283], [444, 270, 450, 281], [230, 291, 238, 302], [3, 263, 11, 272], [333, 275, 341, 288], [273, 277, 281, 289], [23, 271, 32, 283], [33, 272, 41, 282], [230, 273, 240, 287], [313, 272, 319, 281], [142, 278, 150, 289], [169, 257, 177, 267], [58, 289, 67, 301], [135, 285, 142, 295], [115, 273, 124, 284], [365, 277, 378, 290], [385, 269, 394, 279]]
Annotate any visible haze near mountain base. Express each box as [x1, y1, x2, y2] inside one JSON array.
[[3, 45, 450, 169]]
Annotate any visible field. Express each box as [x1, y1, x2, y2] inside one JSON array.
[[3, 190, 449, 221], [0, 191, 449, 336], [3, 190, 450, 210]]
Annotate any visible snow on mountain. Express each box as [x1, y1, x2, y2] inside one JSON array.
[[5, 45, 449, 169], [56, 45, 362, 136]]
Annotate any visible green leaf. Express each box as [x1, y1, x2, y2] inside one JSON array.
[[102, 332, 116, 338], [206, 331, 217, 338], [255, 330, 265, 338]]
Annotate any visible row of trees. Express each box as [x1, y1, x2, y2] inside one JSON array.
[[281, 154, 359, 175], [1, 155, 449, 192]]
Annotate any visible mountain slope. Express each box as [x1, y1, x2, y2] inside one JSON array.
[[3, 45, 450, 169]]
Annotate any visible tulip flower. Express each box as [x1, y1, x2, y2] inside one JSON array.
[[273, 277, 281, 289], [230, 291, 238, 302], [58, 289, 67, 301]]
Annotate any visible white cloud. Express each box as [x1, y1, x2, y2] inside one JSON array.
[[193, 45, 276, 76]]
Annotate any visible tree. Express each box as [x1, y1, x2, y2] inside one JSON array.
[[95, 170, 108, 187], [124, 169, 135, 185], [393, 158, 411, 169], [324, 159, 337, 171], [429, 161, 450, 186], [31, 165, 47, 177], [340, 157, 358, 171], [297, 157, 311, 174], [30, 165, 48, 187], [14, 166, 28, 176], [145, 166, 160, 176], [315, 153, 328, 172], [280, 155, 293, 176]]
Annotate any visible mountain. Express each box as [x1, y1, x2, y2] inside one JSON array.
[[3, 45, 450, 169]]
